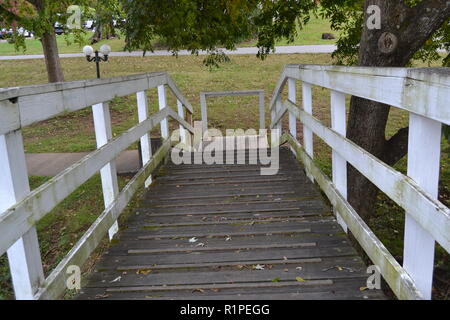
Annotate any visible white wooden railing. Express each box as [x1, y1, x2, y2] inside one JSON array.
[[0, 72, 194, 300], [270, 65, 450, 300]]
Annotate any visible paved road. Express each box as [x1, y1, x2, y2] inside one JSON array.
[[26, 150, 141, 177], [0, 45, 337, 60]]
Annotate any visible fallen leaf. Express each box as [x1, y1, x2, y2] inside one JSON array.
[[189, 237, 198, 243], [295, 276, 306, 282], [359, 287, 369, 291], [95, 293, 110, 299], [136, 269, 152, 275], [110, 276, 121, 283], [283, 268, 289, 272], [272, 277, 281, 282], [192, 288, 205, 293]]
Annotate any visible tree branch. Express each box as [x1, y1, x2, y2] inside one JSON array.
[[400, 0, 450, 61], [381, 126, 409, 165]]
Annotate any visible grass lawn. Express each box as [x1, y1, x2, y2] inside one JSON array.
[[0, 16, 336, 56], [0, 53, 448, 299]]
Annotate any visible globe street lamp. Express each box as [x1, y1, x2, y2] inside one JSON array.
[[83, 44, 111, 78]]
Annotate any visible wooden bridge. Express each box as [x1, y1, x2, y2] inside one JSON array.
[[0, 65, 449, 300]]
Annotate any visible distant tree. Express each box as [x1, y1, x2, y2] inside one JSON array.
[[0, 0, 88, 82], [88, 0, 124, 44], [121, 0, 449, 221]]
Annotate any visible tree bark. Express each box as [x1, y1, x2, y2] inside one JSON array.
[[347, 0, 450, 221], [40, 31, 64, 83]]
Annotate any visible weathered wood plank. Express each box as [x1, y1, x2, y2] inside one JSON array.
[[285, 134, 422, 300]]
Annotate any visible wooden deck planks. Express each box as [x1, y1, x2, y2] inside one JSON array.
[[76, 147, 386, 300]]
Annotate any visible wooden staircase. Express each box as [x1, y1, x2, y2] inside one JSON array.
[[76, 146, 386, 300]]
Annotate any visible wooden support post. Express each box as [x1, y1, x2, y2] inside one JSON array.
[[92, 102, 120, 240], [288, 78, 297, 138], [0, 131, 44, 300], [403, 114, 441, 300], [271, 95, 282, 147], [302, 82, 314, 181], [158, 85, 169, 140], [137, 91, 153, 188], [330, 90, 348, 233], [200, 93, 208, 134], [259, 91, 266, 130], [177, 100, 186, 145]]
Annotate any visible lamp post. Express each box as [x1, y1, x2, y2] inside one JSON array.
[[83, 44, 111, 79]]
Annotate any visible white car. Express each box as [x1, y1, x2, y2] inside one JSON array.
[[84, 20, 94, 29]]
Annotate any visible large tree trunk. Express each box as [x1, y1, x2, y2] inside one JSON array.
[[347, 0, 449, 221], [40, 31, 64, 83]]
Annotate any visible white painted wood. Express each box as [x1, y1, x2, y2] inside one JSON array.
[[137, 91, 153, 188], [270, 65, 450, 126], [286, 134, 422, 300], [258, 92, 265, 130], [0, 131, 44, 300], [0, 73, 167, 135], [283, 101, 450, 254], [165, 75, 193, 114], [34, 139, 172, 300], [288, 78, 297, 138], [177, 100, 186, 145], [403, 114, 442, 300], [200, 93, 208, 134], [158, 85, 169, 139], [92, 102, 120, 240], [331, 90, 348, 233], [0, 108, 190, 257], [271, 95, 282, 147], [302, 82, 314, 181]]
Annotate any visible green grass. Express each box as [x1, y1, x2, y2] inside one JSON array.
[[241, 15, 338, 47], [0, 53, 448, 299], [0, 174, 143, 300], [0, 16, 336, 56], [0, 32, 126, 56]]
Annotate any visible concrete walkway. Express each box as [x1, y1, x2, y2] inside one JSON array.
[[0, 45, 337, 60], [26, 150, 141, 177]]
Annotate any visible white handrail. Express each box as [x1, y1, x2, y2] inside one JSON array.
[[269, 65, 450, 300], [270, 65, 450, 125], [0, 73, 195, 299]]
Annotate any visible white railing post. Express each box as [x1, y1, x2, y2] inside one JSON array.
[[0, 130, 44, 300], [302, 82, 314, 181], [403, 114, 441, 299], [177, 100, 187, 145], [288, 78, 297, 138], [271, 95, 282, 147], [137, 91, 153, 188], [330, 90, 348, 233], [158, 85, 169, 140], [92, 102, 120, 240], [200, 93, 208, 134]]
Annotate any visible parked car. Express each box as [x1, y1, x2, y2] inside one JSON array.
[[17, 27, 33, 38], [0, 28, 13, 39], [84, 20, 94, 29], [54, 22, 64, 35]]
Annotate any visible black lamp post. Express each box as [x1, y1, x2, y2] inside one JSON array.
[[83, 45, 111, 79]]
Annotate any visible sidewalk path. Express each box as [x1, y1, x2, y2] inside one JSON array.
[[0, 45, 337, 60], [26, 150, 140, 177]]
